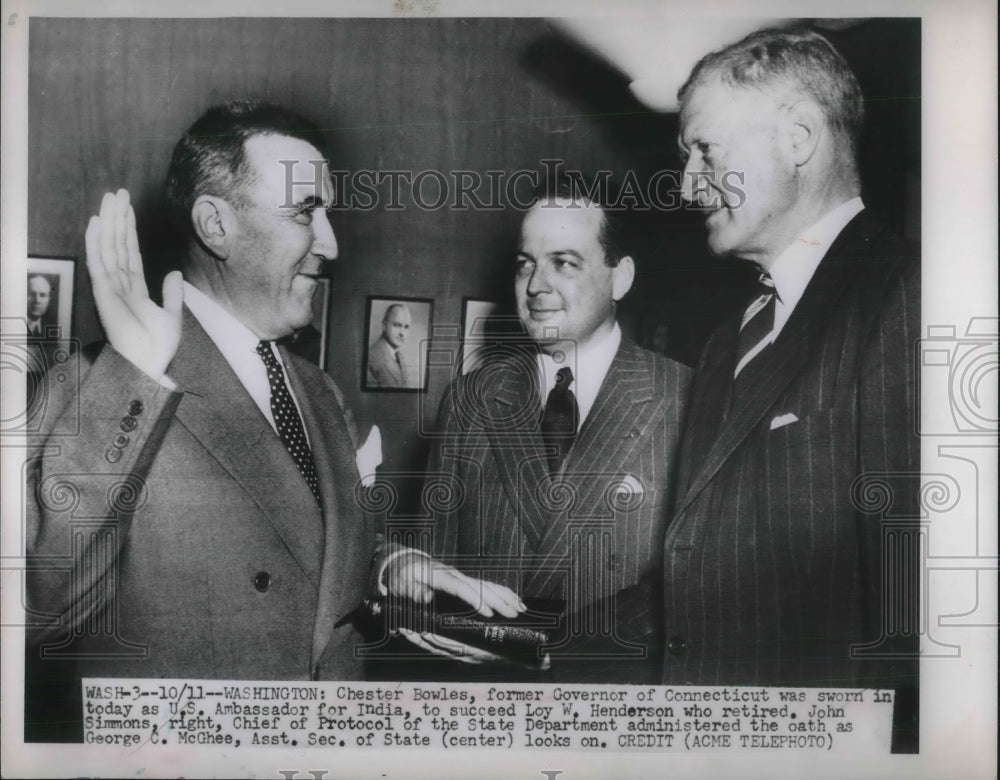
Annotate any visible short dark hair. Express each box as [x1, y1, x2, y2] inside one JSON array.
[[165, 101, 325, 230], [531, 173, 628, 267], [678, 27, 864, 160]]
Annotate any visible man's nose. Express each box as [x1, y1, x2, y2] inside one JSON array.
[[680, 155, 699, 204], [311, 209, 339, 261], [525, 263, 552, 296]]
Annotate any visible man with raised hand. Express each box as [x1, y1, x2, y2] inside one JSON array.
[[24, 102, 520, 739]]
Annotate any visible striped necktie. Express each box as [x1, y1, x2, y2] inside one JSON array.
[[734, 273, 777, 377]]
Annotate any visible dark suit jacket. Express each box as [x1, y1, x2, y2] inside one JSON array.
[[430, 339, 691, 682], [662, 214, 919, 702], [25, 308, 377, 737]]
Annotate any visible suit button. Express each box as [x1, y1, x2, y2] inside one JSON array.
[[120, 416, 138, 432], [253, 572, 271, 592], [104, 446, 123, 463], [128, 400, 144, 416], [113, 433, 130, 448], [667, 635, 687, 656]]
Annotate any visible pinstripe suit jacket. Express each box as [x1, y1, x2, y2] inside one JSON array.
[[662, 213, 920, 695], [430, 339, 690, 681]]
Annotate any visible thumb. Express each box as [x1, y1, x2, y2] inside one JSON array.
[[161, 271, 184, 314]]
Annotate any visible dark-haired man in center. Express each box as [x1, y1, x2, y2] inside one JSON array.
[[417, 184, 691, 683]]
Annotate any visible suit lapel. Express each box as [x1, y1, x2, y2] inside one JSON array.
[[561, 341, 665, 508], [673, 214, 867, 518], [527, 342, 667, 594], [280, 350, 365, 669], [170, 309, 324, 587], [486, 357, 551, 550]]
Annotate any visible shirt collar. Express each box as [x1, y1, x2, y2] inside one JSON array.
[[537, 322, 621, 429], [182, 280, 263, 360], [768, 197, 864, 332], [182, 280, 296, 435]]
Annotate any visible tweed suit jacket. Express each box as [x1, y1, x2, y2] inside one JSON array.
[[26, 308, 377, 699], [661, 213, 920, 697], [429, 339, 690, 681]]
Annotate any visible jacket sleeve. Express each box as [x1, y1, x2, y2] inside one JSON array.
[[25, 345, 182, 646]]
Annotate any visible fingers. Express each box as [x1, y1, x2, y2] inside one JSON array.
[[85, 215, 105, 282], [430, 567, 495, 617], [114, 190, 130, 287], [98, 191, 121, 289], [478, 580, 526, 618], [398, 628, 504, 665], [161, 271, 185, 315], [431, 566, 526, 618], [125, 202, 148, 297]]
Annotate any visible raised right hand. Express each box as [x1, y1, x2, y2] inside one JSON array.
[[84, 189, 183, 381]]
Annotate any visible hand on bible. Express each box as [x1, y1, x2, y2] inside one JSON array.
[[85, 189, 183, 381], [386, 550, 525, 618]]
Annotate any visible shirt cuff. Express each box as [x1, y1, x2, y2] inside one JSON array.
[[377, 547, 432, 596]]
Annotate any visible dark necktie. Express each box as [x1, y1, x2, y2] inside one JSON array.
[[734, 272, 777, 378], [256, 341, 322, 505], [540, 366, 579, 475], [396, 350, 408, 387]]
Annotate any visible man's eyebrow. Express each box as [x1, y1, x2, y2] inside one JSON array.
[[551, 249, 585, 261]]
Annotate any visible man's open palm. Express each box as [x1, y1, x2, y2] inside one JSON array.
[[85, 189, 183, 381]]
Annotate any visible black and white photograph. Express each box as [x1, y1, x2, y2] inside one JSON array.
[[25, 256, 74, 340], [363, 296, 433, 391], [0, 2, 995, 779]]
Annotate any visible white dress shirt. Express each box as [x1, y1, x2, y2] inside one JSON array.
[[536, 322, 622, 430], [768, 197, 865, 339], [182, 281, 307, 437]]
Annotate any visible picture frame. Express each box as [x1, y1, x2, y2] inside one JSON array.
[[362, 296, 433, 392], [26, 256, 75, 340], [282, 277, 332, 370]]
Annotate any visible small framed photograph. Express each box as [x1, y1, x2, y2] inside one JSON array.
[[363, 296, 433, 392], [26, 256, 75, 339], [282, 278, 332, 370]]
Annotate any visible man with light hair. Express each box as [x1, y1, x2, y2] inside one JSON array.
[[665, 28, 919, 750]]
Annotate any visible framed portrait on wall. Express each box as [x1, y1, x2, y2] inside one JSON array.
[[363, 296, 433, 392], [26, 256, 75, 340], [281, 277, 332, 370]]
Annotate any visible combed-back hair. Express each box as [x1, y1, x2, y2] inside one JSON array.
[[531, 171, 629, 267], [678, 27, 864, 160], [165, 101, 325, 231]]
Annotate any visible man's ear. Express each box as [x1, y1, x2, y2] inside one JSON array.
[[611, 256, 636, 301], [191, 195, 234, 259], [784, 99, 825, 167]]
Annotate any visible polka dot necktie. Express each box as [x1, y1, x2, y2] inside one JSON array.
[[256, 341, 322, 505]]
